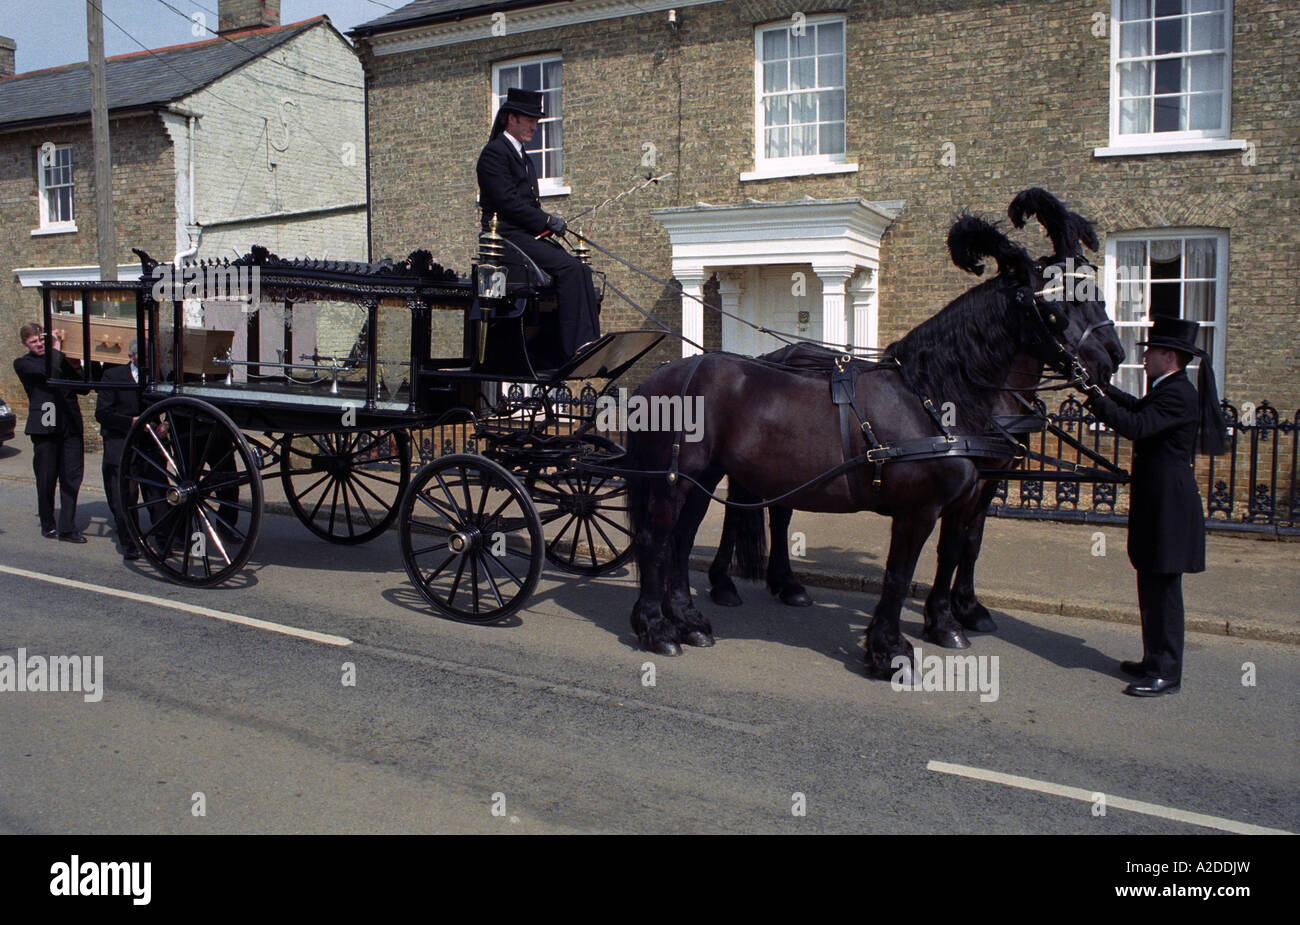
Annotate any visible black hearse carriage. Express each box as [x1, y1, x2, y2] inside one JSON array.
[[39, 237, 662, 622]]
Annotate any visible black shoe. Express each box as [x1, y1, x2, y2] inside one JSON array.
[[42, 529, 58, 539], [1120, 660, 1150, 678], [58, 532, 87, 544], [123, 548, 141, 561], [1124, 677, 1180, 697]]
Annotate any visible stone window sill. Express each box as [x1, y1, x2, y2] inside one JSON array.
[[31, 223, 78, 236], [1093, 138, 1249, 158]]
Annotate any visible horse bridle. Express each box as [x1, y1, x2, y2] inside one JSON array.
[[1024, 259, 1114, 386]]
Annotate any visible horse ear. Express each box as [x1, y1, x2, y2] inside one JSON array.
[[948, 213, 1032, 282]]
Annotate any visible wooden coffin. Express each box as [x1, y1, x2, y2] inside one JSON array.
[[53, 315, 136, 365], [158, 327, 237, 377]]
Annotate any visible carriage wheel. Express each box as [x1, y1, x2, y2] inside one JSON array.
[[399, 454, 544, 624], [119, 396, 263, 587], [280, 430, 411, 544], [529, 435, 635, 576]]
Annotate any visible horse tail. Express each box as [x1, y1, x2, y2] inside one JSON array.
[[728, 483, 767, 581], [947, 213, 1032, 281]]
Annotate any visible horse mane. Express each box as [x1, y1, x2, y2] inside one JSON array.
[[884, 215, 1034, 426]]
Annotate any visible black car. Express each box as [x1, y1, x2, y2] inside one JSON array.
[[0, 392, 16, 445]]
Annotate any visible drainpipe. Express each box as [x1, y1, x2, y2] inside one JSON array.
[[166, 106, 202, 267]]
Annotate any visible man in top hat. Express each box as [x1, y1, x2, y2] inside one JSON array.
[[96, 341, 144, 560], [476, 87, 600, 357], [1080, 316, 1228, 696], [13, 322, 89, 542]]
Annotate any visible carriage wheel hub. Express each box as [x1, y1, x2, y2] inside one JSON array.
[[166, 481, 197, 506], [449, 528, 480, 554], [311, 454, 350, 477]]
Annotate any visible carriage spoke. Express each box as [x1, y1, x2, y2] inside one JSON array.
[[422, 552, 456, 585], [478, 554, 505, 608], [447, 554, 468, 607], [411, 542, 449, 557]]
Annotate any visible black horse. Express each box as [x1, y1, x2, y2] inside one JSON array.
[[625, 194, 1123, 677], [706, 190, 1119, 636]]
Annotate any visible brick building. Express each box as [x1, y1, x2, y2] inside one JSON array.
[[351, 0, 1297, 409], [1, 0, 366, 415]]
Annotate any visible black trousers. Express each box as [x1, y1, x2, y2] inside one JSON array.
[[1136, 570, 1184, 681], [504, 231, 600, 356], [102, 456, 138, 552], [31, 431, 84, 535]]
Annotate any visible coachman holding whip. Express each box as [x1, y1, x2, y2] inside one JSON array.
[[1078, 316, 1228, 697]]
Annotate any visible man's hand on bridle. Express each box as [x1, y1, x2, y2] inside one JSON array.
[[1070, 362, 1105, 400]]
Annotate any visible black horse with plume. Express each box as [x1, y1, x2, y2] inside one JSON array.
[[624, 191, 1123, 677], [706, 190, 1122, 640]]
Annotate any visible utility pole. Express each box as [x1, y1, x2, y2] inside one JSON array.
[[86, 0, 117, 280]]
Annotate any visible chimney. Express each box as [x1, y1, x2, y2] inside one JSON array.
[[0, 36, 15, 79], [218, 0, 280, 35]]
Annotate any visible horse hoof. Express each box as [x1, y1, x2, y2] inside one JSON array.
[[777, 585, 813, 607], [683, 630, 715, 647], [649, 639, 683, 657], [925, 627, 971, 649], [709, 586, 743, 607]]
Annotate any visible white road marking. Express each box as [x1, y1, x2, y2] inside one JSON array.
[[927, 760, 1292, 835], [0, 565, 353, 647]]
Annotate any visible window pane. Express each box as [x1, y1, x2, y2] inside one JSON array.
[[817, 21, 843, 54], [1154, 58, 1183, 94], [821, 89, 845, 121], [1184, 281, 1214, 321], [1155, 0, 1185, 17], [819, 53, 843, 88], [792, 123, 817, 156], [1188, 0, 1222, 11], [545, 87, 561, 118], [1153, 93, 1184, 132], [498, 67, 518, 96], [1184, 237, 1215, 276], [764, 60, 787, 93], [1119, 0, 1151, 19], [1120, 97, 1150, 133], [1119, 327, 1143, 362], [1189, 54, 1224, 91], [791, 91, 816, 124], [792, 28, 815, 57], [1119, 61, 1150, 97], [543, 59, 562, 89], [1195, 325, 1213, 357], [548, 120, 562, 153], [819, 121, 845, 155], [1189, 92, 1222, 130], [765, 126, 789, 159], [1150, 238, 1181, 271], [520, 63, 541, 91], [791, 56, 816, 90], [1119, 21, 1149, 57], [1189, 12, 1223, 49], [1117, 239, 1147, 269], [1154, 16, 1185, 55], [764, 95, 789, 126], [1149, 281, 1181, 317], [762, 28, 787, 60]]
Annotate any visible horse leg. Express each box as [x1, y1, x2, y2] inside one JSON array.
[[952, 480, 999, 633], [667, 481, 718, 647], [630, 480, 685, 657], [766, 505, 812, 607], [864, 513, 936, 680], [922, 509, 972, 649], [708, 503, 744, 607]]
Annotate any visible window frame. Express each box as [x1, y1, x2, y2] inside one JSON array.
[[1103, 228, 1228, 395], [491, 54, 569, 198], [34, 143, 77, 235], [743, 14, 857, 182], [1097, 0, 1247, 157]]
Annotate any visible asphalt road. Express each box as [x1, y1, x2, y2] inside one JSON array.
[[0, 479, 1295, 834]]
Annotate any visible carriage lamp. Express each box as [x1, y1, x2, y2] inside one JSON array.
[[574, 238, 591, 265], [475, 215, 509, 363]]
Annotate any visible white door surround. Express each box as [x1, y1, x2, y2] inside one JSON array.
[[651, 197, 902, 356]]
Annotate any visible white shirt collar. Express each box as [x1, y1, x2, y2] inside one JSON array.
[[503, 131, 525, 160], [1150, 369, 1177, 390], [130, 362, 138, 383]]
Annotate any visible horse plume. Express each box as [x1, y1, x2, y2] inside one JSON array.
[[947, 213, 1032, 280], [1008, 187, 1098, 258]]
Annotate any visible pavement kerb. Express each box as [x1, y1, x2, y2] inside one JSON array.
[[2, 461, 1295, 648]]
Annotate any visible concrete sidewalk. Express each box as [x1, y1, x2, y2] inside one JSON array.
[[1, 432, 1296, 646]]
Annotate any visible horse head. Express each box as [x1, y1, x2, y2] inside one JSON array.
[[1008, 188, 1125, 387]]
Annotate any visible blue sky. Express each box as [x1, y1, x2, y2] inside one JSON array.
[[1, 0, 404, 73]]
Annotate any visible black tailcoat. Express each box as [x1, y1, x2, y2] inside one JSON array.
[[474, 132, 600, 355], [94, 362, 143, 467], [13, 348, 87, 535], [13, 348, 85, 435], [1087, 372, 1205, 574]]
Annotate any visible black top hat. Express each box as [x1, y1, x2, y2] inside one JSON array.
[[1137, 315, 1204, 359], [498, 87, 545, 119]]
